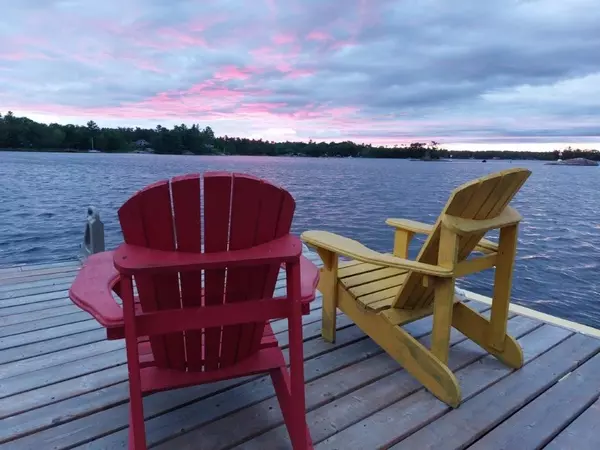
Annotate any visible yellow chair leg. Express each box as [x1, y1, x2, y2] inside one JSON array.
[[490, 224, 518, 350], [431, 226, 459, 365], [338, 291, 462, 407], [316, 249, 338, 343], [431, 278, 456, 364], [452, 302, 523, 369]]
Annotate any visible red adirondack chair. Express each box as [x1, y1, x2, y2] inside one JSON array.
[[69, 172, 319, 449]]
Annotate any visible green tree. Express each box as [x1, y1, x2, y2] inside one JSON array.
[[1, 111, 599, 161]]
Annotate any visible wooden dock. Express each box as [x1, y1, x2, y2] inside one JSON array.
[[1, 254, 600, 449]]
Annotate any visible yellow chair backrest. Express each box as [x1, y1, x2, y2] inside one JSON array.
[[393, 168, 531, 310]]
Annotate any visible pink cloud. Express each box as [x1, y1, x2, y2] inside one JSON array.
[[235, 102, 288, 114], [251, 45, 302, 73], [152, 27, 207, 49], [272, 33, 295, 45], [214, 66, 252, 81], [274, 63, 292, 73], [130, 59, 165, 73], [307, 31, 332, 41]]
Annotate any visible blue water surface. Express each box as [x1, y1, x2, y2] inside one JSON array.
[[1, 152, 599, 328]]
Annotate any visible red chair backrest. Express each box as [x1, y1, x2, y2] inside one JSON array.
[[118, 172, 295, 371]]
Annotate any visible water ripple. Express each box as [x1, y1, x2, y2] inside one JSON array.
[[1, 152, 599, 328]]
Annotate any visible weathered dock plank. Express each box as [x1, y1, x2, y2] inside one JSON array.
[[544, 397, 600, 450], [0, 281, 74, 300], [0, 320, 100, 351], [234, 314, 539, 450], [0, 328, 107, 365], [7, 321, 373, 448], [469, 352, 600, 449], [0, 289, 71, 309], [158, 303, 494, 450], [0, 255, 599, 450], [389, 332, 600, 450], [0, 260, 80, 276], [0, 298, 74, 317]]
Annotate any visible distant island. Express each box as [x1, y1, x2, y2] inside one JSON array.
[[1, 111, 599, 161], [545, 157, 599, 166]]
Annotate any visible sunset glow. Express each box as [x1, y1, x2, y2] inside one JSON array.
[[1, 0, 599, 150]]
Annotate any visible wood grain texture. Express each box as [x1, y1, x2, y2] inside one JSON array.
[[255, 319, 537, 450], [0, 328, 106, 365], [0, 261, 599, 450], [219, 304, 504, 450], [4, 225, 600, 450], [0, 292, 322, 424], [390, 331, 599, 450], [0, 289, 70, 308], [316, 323, 568, 450], [0, 319, 99, 351], [544, 397, 600, 450], [13, 305, 361, 449], [469, 352, 600, 450]]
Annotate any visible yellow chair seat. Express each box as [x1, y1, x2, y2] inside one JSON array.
[[338, 259, 408, 312]]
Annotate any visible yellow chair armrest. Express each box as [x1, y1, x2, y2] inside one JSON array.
[[385, 218, 433, 235], [301, 230, 452, 277], [386, 217, 499, 254]]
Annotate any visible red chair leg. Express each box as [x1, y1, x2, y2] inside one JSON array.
[[128, 375, 147, 449], [271, 366, 293, 429], [284, 261, 313, 449], [271, 366, 313, 450], [290, 309, 312, 447], [288, 324, 310, 448], [122, 275, 148, 450]]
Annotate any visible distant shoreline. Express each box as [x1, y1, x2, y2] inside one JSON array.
[[0, 147, 582, 162], [2, 112, 599, 161]]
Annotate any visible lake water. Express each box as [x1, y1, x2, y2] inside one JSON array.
[[1, 151, 599, 328]]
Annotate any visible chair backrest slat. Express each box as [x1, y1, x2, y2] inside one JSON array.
[[393, 168, 531, 310], [238, 179, 296, 360], [119, 181, 177, 368], [220, 174, 264, 368], [118, 172, 296, 372], [171, 174, 203, 370], [203, 172, 233, 370]]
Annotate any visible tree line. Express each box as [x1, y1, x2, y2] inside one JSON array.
[[1, 111, 598, 160]]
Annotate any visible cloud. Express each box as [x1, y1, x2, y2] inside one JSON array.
[[1, 0, 600, 149]]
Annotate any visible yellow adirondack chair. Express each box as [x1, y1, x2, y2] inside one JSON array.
[[301, 168, 531, 407]]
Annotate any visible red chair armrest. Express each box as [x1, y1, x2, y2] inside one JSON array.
[[69, 244, 320, 338], [114, 234, 303, 275], [299, 255, 320, 304], [69, 251, 124, 330]]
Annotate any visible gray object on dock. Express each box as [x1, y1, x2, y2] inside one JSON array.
[[81, 206, 105, 258]]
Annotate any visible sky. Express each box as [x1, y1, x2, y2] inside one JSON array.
[[1, 0, 600, 151]]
